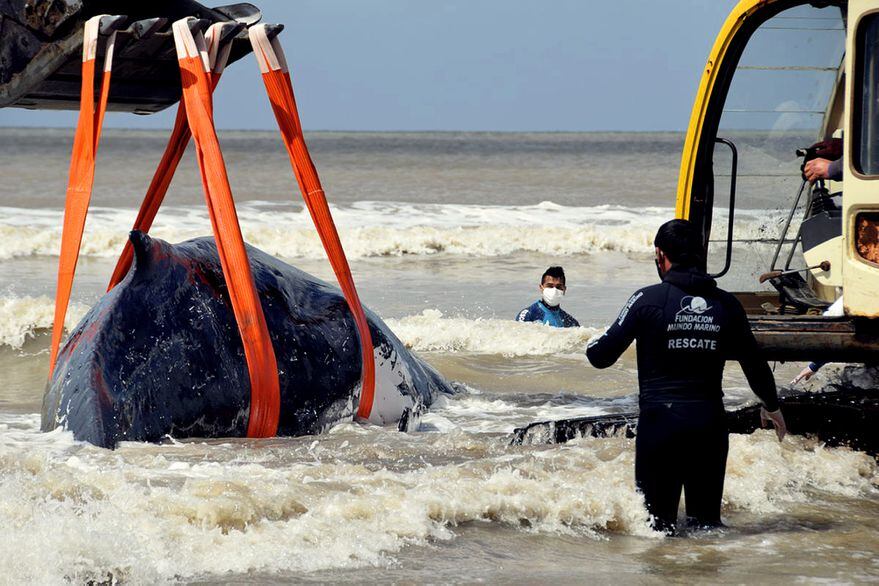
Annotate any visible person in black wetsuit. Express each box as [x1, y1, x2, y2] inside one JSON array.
[[586, 219, 787, 534]]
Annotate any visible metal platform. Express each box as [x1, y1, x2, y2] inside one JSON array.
[[0, 0, 272, 113], [735, 292, 879, 363]]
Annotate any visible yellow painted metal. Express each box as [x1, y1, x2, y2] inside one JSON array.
[[675, 0, 782, 219], [842, 0, 879, 317], [675, 0, 879, 319]]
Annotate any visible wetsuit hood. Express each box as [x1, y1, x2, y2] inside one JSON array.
[[662, 265, 717, 295]]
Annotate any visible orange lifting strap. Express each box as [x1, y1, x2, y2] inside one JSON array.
[[53, 17, 376, 436], [248, 25, 378, 420], [107, 23, 235, 290], [48, 16, 117, 375], [171, 20, 280, 437], [50, 17, 279, 438]]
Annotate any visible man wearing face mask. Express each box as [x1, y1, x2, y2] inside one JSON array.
[[515, 266, 580, 328], [586, 219, 786, 534]]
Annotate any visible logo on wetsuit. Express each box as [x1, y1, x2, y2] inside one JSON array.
[[677, 296, 711, 316], [617, 291, 644, 326], [667, 296, 720, 350]]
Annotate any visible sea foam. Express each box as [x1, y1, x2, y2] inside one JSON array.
[[0, 294, 89, 350], [0, 413, 874, 583], [0, 201, 788, 260], [386, 309, 601, 356], [0, 295, 600, 358]]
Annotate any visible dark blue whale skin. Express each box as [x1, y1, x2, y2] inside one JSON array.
[[41, 232, 453, 448]]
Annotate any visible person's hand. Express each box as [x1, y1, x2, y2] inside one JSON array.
[[804, 158, 831, 183], [760, 407, 787, 442], [790, 366, 815, 386]]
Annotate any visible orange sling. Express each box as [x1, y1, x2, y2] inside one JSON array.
[[49, 16, 119, 375], [54, 18, 373, 437], [107, 23, 236, 290], [249, 25, 377, 420], [171, 19, 280, 437]]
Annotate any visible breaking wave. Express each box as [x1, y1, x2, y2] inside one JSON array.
[[0, 294, 88, 350], [0, 413, 874, 583], [0, 201, 787, 260], [0, 296, 599, 358], [386, 309, 601, 356]]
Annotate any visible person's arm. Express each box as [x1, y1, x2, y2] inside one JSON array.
[[726, 297, 786, 440], [804, 157, 844, 183], [791, 361, 825, 385], [564, 312, 580, 328], [804, 158, 831, 183], [828, 157, 843, 181], [790, 298, 840, 384], [586, 290, 644, 368], [727, 297, 779, 412]]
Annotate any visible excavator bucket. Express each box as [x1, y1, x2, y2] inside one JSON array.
[[0, 0, 272, 113]]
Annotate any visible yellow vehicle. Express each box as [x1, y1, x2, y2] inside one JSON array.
[[677, 0, 879, 362], [515, 0, 879, 448]]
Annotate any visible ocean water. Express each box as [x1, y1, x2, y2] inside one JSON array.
[[0, 128, 876, 584]]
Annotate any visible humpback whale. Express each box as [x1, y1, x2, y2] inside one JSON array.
[[41, 232, 454, 448]]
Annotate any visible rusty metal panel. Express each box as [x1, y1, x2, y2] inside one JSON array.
[[0, 1, 263, 113], [855, 212, 879, 264], [0, 15, 41, 85], [749, 314, 879, 362], [0, 0, 82, 36]]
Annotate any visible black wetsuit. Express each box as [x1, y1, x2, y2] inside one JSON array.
[[586, 266, 778, 532]]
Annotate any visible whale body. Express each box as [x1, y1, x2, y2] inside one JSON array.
[[41, 232, 453, 448]]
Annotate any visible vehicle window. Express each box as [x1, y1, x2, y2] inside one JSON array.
[[709, 4, 846, 284], [854, 13, 879, 175]]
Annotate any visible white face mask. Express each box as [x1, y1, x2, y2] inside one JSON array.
[[542, 286, 564, 307]]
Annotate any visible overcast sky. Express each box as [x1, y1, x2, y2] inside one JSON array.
[[0, 1, 739, 131]]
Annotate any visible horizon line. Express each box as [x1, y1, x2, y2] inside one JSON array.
[[0, 125, 691, 134]]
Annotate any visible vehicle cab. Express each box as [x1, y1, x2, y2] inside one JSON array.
[[677, 0, 879, 362]]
